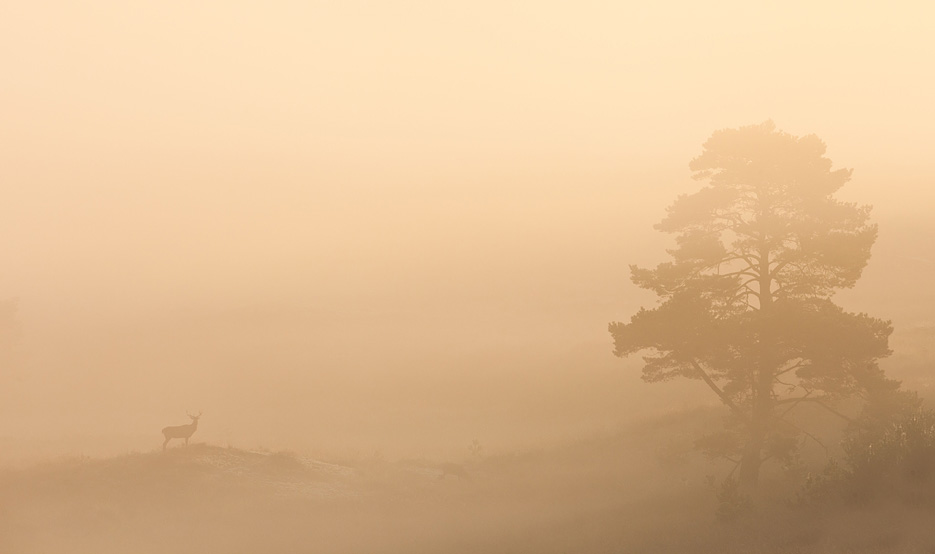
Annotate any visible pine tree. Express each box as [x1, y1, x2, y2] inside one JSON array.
[[609, 121, 894, 491]]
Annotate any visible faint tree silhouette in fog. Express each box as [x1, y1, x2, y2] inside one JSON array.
[[609, 121, 897, 492]]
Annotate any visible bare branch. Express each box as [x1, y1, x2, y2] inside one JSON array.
[[812, 399, 856, 424], [775, 393, 820, 405], [777, 390, 812, 419], [719, 269, 759, 279], [687, 358, 748, 422], [775, 396, 856, 424], [741, 281, 762, 299], [771, 257, 797, 274], [775, 360, 805, 377], [773, 414, 830, 457]]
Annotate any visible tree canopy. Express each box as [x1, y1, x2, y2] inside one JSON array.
[[609, 121, 896, 490]]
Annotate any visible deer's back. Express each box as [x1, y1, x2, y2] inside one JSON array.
[[162, 424, 194, 437]]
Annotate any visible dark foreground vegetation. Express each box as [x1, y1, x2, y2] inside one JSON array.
[[4, 405, 935, 554]]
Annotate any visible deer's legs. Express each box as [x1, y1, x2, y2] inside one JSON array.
[[163, 436, 170, 450]]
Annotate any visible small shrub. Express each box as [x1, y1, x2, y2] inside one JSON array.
[[802, 407, 935, 506], [842, 408, 935, 504], [795, 458, 847, 505]]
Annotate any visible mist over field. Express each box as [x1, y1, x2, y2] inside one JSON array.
[[2, 2, 934, 552]]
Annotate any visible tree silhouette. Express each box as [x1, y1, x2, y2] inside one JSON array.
[[609, 121, 895, 491]]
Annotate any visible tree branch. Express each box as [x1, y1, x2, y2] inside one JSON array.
[[687, 359, 748, 422], [736, 253, 761, 267], [775, 396, 856, 424], [775, 394, 821, 405], [777, 390, 812, 419], [812, 399, 856, 424], [775, 360, 805, 377], [718, 254, 760, 268], [719, 269, 759, 279], [771, 257, 798, 275], [773, 413, 829, 457]]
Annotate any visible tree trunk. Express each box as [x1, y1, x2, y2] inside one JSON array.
[[738, 242, 776, 493], [738, 381, 773, 492], [738, 418, 765, 491]]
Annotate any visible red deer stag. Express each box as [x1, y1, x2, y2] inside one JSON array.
[[162, 412, 201, 450]]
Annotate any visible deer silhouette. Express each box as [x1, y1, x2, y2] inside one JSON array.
[[162, 412, 201, 450]]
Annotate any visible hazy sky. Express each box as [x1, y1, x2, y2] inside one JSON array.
[[2, 2, 933, 457], [3, 1, 933, 314]]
